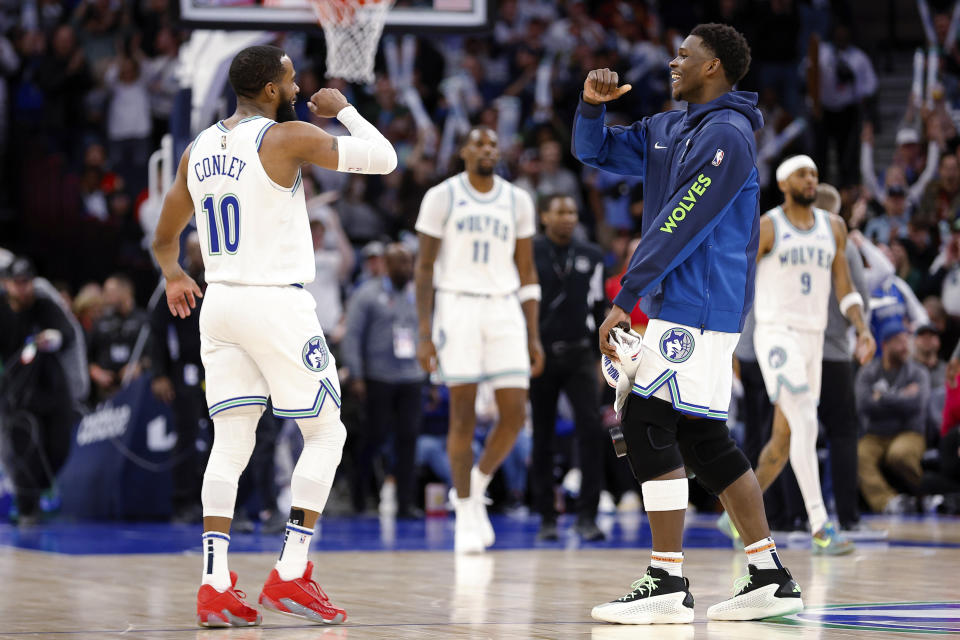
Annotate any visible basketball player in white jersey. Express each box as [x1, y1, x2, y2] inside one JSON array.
[[151, 45, 396, 627], [414, 127, 545, 553], [749, 155, 875, 554]]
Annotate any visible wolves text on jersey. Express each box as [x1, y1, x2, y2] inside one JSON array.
[[194, 154, 248, 183], [454, 214, 511, 242], [777, 245, 834, 269]]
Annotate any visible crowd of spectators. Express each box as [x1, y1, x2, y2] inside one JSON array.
[[1, 0, 960, 527]]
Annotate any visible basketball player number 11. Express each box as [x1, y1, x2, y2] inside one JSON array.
[[202, 194, 241, 255], [472, 240, 490, 263]]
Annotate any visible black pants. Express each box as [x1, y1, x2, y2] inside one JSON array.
[[170, 380, 208, 513], [739, 359, 805, 529], [815, 105, 861, 186], [353, 380, 423, 513], [0, 357, 77, 518], [818, 359, 861, 528], [530, 347, 605, 522], [237, 404, 280, 515]]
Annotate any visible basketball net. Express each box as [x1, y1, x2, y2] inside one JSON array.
[[307, 0, 394, 85]]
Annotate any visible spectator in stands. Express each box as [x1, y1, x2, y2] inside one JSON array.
[[864, 184, 911, 244], [751, 0, 801, 115], [915, 323, 948, 441], [36, 24, 91, 156], [87, 273, 148, 401], [303, 202, 354, 344], [923, 219, 960, 315], [525, 139, 585, 215], [104, 54, 152, 197], [860, 123, 938, 207], [72, 282, 103, 333], [918, 154, 960, 228], [337, 175, 386, 245], [145, 27, 180, 150], [811, 23, 877, 186], [356, 240, 386, 286], [0, 257, 80, 526], [856, 321, 930, 514], [341, 243, 424, 518]]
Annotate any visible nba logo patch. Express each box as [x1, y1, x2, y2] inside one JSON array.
[[712, 149, 724, 166], [659, 328, 694, 364], [302, 336, 330, 372]]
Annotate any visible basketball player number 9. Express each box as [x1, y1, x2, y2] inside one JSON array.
[[202, 194, 241, 255]]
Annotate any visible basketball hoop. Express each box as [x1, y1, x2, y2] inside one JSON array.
[[307, 0, 394, 85]]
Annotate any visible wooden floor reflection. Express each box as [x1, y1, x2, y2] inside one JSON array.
[[1, 516, 957, 639]]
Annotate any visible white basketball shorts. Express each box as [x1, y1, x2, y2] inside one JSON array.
[[754, 323, 824, 403], [199, 283, 341, 420], [432, 290, 530, 389], [629, 319, 739, 420]]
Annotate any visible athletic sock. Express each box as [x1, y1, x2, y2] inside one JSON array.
[[275, 513, 315, 581], [471, 465, 492, 498], [201, 531, 232, 591], [651, 550, 684, 577], [744, 536, 783, 571]]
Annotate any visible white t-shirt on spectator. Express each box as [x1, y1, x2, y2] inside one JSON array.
[[816, 42, 877, 111], [106, 67, 152, 141], [305, 249, 344, 333]]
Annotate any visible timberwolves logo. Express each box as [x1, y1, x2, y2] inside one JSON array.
[[766, 601, 960, 634], [659, 328, 694, 363], [769, 346, 787, 369], [302, 336, 330, 372]]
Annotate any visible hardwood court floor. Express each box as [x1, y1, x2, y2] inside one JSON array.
[[1, 515, 958, 639]]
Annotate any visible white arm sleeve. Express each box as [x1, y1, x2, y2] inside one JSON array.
[[514, 188, 536, 239], [335, 106, 398, 174], [415, 183, 452, 238], [897, 276, 931, 327], [858, 238, 896, 291], [860, 142, 881, 201], [910, 141, 940, 205]]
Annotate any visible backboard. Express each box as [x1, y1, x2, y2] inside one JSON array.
[[175, 0, 491, 31]]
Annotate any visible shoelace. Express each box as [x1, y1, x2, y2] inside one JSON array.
[[733, 574, 751, 595], [303, 577, 331, 602], [618, 573, 660, 601]]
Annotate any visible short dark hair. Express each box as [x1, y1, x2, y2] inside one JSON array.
[[539, 193, 573, 214], [690, 23, 751, 85], [228, 45, 286, 99]]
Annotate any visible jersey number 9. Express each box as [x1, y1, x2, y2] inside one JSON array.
[[800, 272, 811, 295]]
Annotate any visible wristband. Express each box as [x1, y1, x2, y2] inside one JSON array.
[[518, 284, 541, 303], [839, 292, 863, 316]]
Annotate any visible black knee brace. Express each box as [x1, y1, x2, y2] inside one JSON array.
[[617, 395, 685, 484], [676, 415, 750, 495]]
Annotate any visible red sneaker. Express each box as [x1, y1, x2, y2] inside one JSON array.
[[196, 571, 262, 627], [259, 561, 347, 624]]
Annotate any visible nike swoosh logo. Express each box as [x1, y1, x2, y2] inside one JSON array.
[[654, 142, 667, 149]]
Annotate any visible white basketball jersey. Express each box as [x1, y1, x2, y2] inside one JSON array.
[[186, 116, 314, 286], [754, 206, 836, 332], [415, 173, 536, 295]]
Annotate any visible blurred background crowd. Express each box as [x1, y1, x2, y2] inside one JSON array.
[[1, 0, 960, 532]]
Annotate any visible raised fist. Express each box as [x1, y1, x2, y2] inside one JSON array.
[[308, 88, 350, 118]]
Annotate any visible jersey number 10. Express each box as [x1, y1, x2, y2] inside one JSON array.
[[203, 194, 241, 255]]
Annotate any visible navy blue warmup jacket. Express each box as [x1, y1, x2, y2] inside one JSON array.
[[572, 91, 764, 333]]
